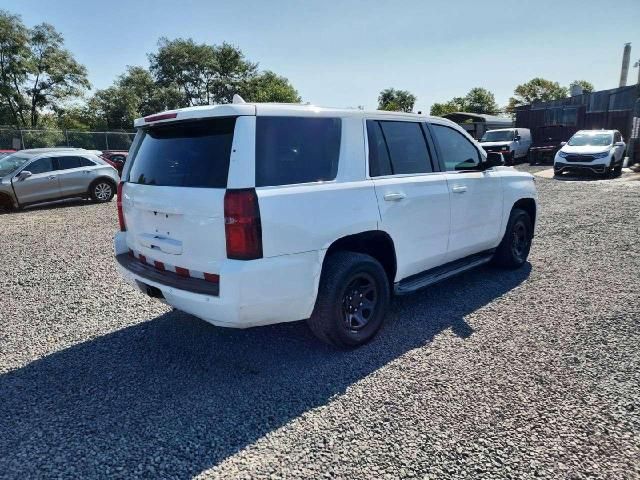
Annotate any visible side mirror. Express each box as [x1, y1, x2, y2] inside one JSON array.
[[483, 152, 504, 169], [514, 135, 521, 141], [17, 170, 32, 181], [560, 141, 567, 147]]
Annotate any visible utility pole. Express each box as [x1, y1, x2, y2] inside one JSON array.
[[634, 59, 640, 85]]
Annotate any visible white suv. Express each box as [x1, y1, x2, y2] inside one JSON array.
[[114, 101, 538, 347], [554, 129, 626, 177]]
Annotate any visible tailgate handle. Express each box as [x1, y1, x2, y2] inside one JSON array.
[[138, 234, 182, 255]]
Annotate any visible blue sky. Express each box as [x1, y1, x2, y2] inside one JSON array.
[[3, 0, 640, 113]]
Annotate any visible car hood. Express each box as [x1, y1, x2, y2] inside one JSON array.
[[479, 141, 511, 147], [560, 145, 611, 155]]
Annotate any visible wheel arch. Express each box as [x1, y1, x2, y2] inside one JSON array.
[[512, 197, 537, 231], [323, 230, 397, 286], [88, 176, 117, 192]]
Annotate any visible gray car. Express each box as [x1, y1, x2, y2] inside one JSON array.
[[0, 148, 120, 211]]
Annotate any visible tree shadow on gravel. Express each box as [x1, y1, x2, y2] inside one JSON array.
[[0, 263, 530, 478]]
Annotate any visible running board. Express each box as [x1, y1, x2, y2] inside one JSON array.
[[394, 250, 495, 295]]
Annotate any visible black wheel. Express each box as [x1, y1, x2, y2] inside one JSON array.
[[613, 164, 623, 176], [528, 152, 536, 166], [492, 208, 533, 269], [506, 151, 515, 166], [90, 180, 115, 203], [307, 251, 390, 348]]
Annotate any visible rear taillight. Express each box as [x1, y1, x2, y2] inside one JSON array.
[[224, 189, 262, 260], [117, 182, 126, 231]]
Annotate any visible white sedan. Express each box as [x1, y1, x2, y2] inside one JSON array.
[[554, 130, 625, 177]]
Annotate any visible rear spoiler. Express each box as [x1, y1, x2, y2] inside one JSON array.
[[133, 104, 256, 128]]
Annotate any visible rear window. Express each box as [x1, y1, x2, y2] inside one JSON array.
[[127, 118, 236, 188], [255, 116, 341, 187]]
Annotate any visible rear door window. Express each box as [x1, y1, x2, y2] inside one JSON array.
[[56, 156, 82, 170], [127, 118, 236, 188], [255, 116, 341, 187], [367, 120, 434, 176]]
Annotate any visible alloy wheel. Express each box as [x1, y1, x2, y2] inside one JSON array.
[[95, 183, 112, 201], [342, 273, 378, 332]]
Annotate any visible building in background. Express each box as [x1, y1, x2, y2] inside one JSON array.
[[515, 85, 640, 165]]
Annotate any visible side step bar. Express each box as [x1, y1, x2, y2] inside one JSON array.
[[394, 250, 495, 295]]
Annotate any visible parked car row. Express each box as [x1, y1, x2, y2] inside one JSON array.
[[0, 148, 121, 211], [478, 126, 627, 178]]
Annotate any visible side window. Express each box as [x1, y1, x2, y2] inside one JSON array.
[[25, 157, 54, 175], [367, 120, 433, 176], [366, 120, 392, 176], [255, 116, 341, 187], [56, 156, 81, 170], [78, 157, 96, 167], [431, 124, 481, 171]]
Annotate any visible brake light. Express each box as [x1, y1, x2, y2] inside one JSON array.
[[144, 112, 177, 123], [117, 182, 126, 231], [224, 189, 263, 260]]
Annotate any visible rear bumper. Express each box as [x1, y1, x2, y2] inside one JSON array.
[[114, 232, 323, 328]]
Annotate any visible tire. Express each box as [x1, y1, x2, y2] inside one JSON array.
[[0, 194, 16, 212], [506, 151, 515, 166], [613, 164, 623, 176], [492, 208, 533, 269], [528, 152, 536, 166], [90, 179, 115, 203], [307, 251, 390, 348]]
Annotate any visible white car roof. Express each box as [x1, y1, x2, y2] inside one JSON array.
[[574, 130, 616, 134], [134, 103, 455, 128]]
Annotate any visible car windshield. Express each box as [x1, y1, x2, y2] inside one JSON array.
[[481, 130, 514, 142], [568, 132, 612, 147], [0, 153, 30, 177]]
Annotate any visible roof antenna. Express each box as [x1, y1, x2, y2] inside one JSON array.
[[232, 94, 246, 104]]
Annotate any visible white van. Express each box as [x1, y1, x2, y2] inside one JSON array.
[[479, 128, 532, 165]]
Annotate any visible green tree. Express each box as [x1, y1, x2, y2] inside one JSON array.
[[0, 11, 89, 128], [507, 78, 568, 113], [430, 88, 500, 116], [149, 38, 257, 106], [571, 79, 594, 93], [378, 88, 416, 112], [464, 87, 500, 114], [240, 70, 300, 103], [87, 66, 183, 129], [430, 97, 466, 117]]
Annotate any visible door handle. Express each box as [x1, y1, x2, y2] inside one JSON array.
[[383, 192, 406, 202], [451, 185, 467, 194], [47, 175, 57, 180]]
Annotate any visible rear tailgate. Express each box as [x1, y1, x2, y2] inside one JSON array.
[[121, 111, 254, 276]]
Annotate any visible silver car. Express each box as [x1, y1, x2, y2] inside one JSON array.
[[0, 148, 120, 211]]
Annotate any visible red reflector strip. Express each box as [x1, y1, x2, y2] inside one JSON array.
[[139, 254, 147, 265], [154, 261, 165, 271], [204, 273, 220, 283], [144, 112, 177, 122], [175, 266, 190, 278]]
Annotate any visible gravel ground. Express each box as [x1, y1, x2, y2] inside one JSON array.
[[0, 166, 639, 479]]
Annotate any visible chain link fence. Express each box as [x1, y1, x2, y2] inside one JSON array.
[[0, 128, 135, 151]]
